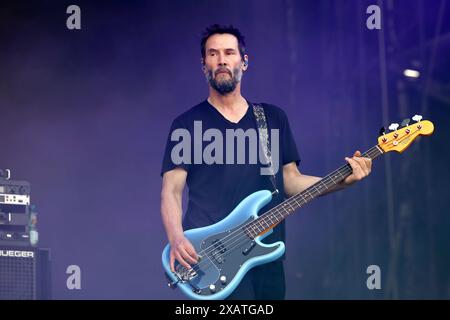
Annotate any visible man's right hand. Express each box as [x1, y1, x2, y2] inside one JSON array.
[[169, 235, 198, 272]]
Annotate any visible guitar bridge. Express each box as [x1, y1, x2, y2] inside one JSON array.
[[174, 263, 198, 282], [175, 267, 197, 282], [171, 267, 202, 295]]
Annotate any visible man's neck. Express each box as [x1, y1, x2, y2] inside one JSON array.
[[207, 86, 247, 113]]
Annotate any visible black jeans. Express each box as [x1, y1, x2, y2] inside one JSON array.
[[225, 260, 286, 300]]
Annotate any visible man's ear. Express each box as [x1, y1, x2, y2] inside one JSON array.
[[201, 58, 207, 72], [242, 54, 249, 71]]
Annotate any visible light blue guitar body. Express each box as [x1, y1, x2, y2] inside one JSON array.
[[161, 190, 285, 300]]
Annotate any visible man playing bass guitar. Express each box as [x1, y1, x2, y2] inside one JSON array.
[[160, 24, 372, 300]]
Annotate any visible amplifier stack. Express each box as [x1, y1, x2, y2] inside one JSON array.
[[0, 169, 51, 299]]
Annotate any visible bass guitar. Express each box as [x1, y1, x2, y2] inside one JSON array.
[[161, 115, 434, 300]]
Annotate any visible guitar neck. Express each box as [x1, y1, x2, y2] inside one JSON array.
[[245, 145, 385, 238]]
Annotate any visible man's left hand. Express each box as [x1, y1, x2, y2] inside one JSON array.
[[342, 150, 372, 186]]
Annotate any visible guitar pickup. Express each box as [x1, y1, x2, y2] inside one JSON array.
[[242, 241, 256, 255]]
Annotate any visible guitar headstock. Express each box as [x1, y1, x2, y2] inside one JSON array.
[[378, 115, 434, 153]]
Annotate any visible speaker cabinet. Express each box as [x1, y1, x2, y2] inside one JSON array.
[[0, 246, 51, 300]]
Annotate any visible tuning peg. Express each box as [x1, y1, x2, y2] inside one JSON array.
[[379, 126, 388, 143], [401, 119, 410, 127], [412, 115, 422, 122], [388, 123, 400, 131], [389, 123, 400, 139]]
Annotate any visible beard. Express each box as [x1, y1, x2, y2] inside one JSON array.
[[206, 66, 243, 95]]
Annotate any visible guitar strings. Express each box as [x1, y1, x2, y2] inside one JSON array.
[[175, 128, 418, 287], [183, 162, 361, 276], [179, 146, 381, 275], [192, 148, 380, 265], [176, 146, 382, 276]]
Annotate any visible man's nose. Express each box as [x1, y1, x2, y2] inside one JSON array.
[[217, 53, 227, 66]]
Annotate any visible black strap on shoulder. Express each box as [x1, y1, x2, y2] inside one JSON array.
[[252, 103, 279, 196]]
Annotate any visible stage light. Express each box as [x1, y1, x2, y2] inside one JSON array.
[[403, 69, 420, 78]]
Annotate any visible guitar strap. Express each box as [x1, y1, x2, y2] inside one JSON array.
[[252, 103, 279, 196]]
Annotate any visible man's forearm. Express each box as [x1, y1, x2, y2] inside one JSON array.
[[160, 191, 184, 243]]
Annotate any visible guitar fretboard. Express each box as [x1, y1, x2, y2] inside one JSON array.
[[244, 145, 384, 238]]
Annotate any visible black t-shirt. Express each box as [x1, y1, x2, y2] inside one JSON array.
[[161, 99, 301, 245]]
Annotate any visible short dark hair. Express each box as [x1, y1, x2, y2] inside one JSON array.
[[201, 24, 246, 61]]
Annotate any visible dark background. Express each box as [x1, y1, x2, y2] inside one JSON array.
[[0, 0, 449, 299]]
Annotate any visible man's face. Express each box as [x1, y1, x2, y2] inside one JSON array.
[[203, 33, 247, 95]]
